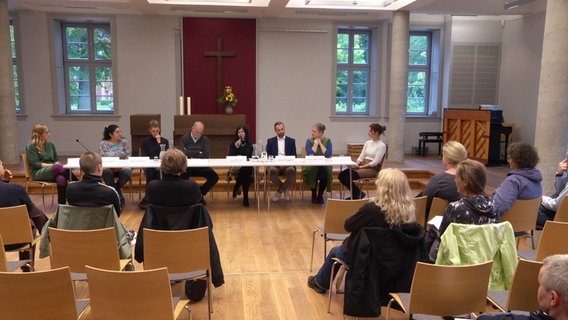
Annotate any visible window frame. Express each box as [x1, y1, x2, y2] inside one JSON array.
[[51, 17, 118, 117], [335, 29, 372, 116], [9, 18, 22, 114], [407, 31, 432, 116]]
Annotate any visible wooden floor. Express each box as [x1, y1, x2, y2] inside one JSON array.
[[10, 155, 513, 320]]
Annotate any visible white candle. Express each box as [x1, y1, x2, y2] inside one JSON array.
[[179, 96, 184, 115], [187, 97, 191, 115]]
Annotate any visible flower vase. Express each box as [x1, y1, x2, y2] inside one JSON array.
[[225, 105, 233, 115]]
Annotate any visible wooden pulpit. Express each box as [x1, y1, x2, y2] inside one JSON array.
[[130, 114, 161, 156], [174, 114, 246, 158]]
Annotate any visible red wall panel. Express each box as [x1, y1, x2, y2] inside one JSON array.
[[182, 18, 256, 141]]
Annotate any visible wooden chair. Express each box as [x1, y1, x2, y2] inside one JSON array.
[[414, 196, 428, 228], [21, 153, 56, 211], [86, 265, 190, 320], [487, 258, 542, 313], [429, 197, 449, 217], [553, 197, 568, 222], [386, 261, 493, 320], [518, 221, 568, 261], [500, 197, 542, 249], [0, 266, 89, 320], [354, 153, 386, 197], [0, 234, 30, 272], [143, 227, 212, 319], [0, 204, 39, 271], [49, 227, 132, 282], [309, 198, 368, 271]]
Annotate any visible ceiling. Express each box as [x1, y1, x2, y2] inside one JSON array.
[[7, 0, 547, 21]]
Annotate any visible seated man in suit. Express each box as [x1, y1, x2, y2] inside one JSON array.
[[139, 119, 170, 209], [180, 121, 219, 203], [266, 121, 297, 202]]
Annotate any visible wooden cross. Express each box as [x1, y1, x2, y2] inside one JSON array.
[[203, 37, 236, 113]]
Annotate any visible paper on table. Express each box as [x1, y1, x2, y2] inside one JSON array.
[[428, 215, 443, 230]]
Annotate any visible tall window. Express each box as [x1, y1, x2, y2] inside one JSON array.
[[9, 20, 20, 113], [336, 30, 371, 115], [62, 23, 113, 113], [407, 32, 431, 115]]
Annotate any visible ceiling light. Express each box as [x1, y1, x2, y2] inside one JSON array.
[[504, 0, 536, 10]]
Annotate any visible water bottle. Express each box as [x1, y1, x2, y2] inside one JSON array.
[[159, 143, 166, 160]]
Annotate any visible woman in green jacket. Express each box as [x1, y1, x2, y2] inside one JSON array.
[[25, 123, 75, 204]]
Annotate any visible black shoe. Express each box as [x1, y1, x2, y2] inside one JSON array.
[[233, 186, 241, 198], [307, 276, 326, 294], [243, 198, 249, 207]]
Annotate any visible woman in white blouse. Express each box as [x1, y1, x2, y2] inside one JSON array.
[[339, 123, 387, 199]]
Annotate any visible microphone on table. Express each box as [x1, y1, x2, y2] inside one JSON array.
[[75, 139, 90, 152]]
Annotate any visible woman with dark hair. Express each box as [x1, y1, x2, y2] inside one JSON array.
[[98, 124, 132, 205], [438, 159, 497, 235], [228, 126, 253, 207], [25, 123, 76, 204], [492, 142, 542, 218], [303, 123, 333, 204], [338, 123, 387, 199]]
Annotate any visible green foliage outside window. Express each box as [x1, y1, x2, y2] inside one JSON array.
[[10, 23, 20, 113], [407, 34, 430, 114], [64, 24, 113, 113], [336, 30, 370, 114]]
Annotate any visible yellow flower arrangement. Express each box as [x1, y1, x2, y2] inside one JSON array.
[[217, 86, 238, 107]]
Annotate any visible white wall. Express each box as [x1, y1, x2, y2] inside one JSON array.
[[16, 13, 180, 155], [13, 12, 544, 157], [498, 13, 545, 145]]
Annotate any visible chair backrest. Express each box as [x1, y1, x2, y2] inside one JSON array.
[[143, 227, 210, 273], [49, 227, 122, 273], [86, 265, 176, 319], [414, 196, 428, 228], [0, 266, 80, 320], [535, 221, 568, 261], [21, 153, 33, 181], [429, 197, 449, 217], [407, 261, 492, 316], [553, 197, 568, 222], [0, 204, 35, 245], [0, 235, 7, 272], [506, 259, 542, 312], [500, 197, 541, 233], [323, 199, 368, 234]]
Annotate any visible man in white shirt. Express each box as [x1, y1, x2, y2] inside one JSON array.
[[538, 149, 568, 227], [265, 121, 297, 201]]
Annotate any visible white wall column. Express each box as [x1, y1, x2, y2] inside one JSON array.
[[534, 0, 568, 194], [388, 11, 410, 162]]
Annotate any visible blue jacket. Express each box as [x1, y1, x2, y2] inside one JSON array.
[[265, 136, 297, 157], [492, 168, 543, 218]]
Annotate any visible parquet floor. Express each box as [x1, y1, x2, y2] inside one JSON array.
[[8, 155, 515, 320]]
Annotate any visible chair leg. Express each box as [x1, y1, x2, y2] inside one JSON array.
[[40, 185, 47, 212], [327, 260, 340, 313], [310, 229, 318, 272], [207, 275, 213, 319]]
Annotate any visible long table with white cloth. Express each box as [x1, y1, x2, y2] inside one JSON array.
[[65, 156, 356, 211]]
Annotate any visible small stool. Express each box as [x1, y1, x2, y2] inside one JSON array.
[[418, 132, 443, 157]]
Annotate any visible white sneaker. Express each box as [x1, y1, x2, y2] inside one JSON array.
[[284, 190, 291, 201], [272, 192, 282, 202]]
